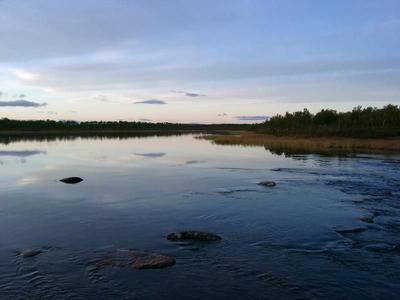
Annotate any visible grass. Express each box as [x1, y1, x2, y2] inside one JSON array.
[[199, 131, 400, 154]]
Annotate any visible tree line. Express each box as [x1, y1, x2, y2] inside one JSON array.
[[258, 104, 400, 138], [0, 118, 249, 131], [1, 104, 399, 138]]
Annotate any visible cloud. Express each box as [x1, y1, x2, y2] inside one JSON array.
[[134, 99, 167, 105], [185, 160, 203, 165], [95, 95, 108, 102], [13, 69, 38, 81], [0, 1, 233, 61], [37, 110, 58, 115], [135, 152, 166, 158], [171, 90, 206, 97], [236, 115, 269, 121], [0, 100, 47, 107], [0, 150, 46, 157]]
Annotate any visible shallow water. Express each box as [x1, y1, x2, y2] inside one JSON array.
[[0, 134, 399, 299]]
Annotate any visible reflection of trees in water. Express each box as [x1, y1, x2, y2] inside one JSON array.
[[0, 132, 188, 145], [265, 145, 338, 157], [264, 144, 365, 168], [0, 150, 46, 157], [264, 144, 359, 158]]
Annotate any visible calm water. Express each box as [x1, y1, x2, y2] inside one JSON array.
[[0, 134, 399, 300]]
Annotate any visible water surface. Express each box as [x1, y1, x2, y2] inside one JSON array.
[[0, 134, 399, 299]]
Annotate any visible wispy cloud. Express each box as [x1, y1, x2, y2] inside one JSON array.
[[37, 110, 58, 115], [135, 152, 166, 158], [95, 95, 108, 102], [134, 99, 167, 105], [0, 100, 47, 107], [171, 90, 206, 97], [236, 115, 268, 121]]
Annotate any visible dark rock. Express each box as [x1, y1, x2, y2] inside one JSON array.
[[359, 216, 374, 224], [21, 249, 42, 258], [335, 227, 367, 234], [60, 177, 83, 184], [258, 181, 276, 187], [96, 249, 175, 270], [167, 231, 222, 242]]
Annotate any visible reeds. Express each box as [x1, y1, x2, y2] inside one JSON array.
[[200, 131, 400, 153]]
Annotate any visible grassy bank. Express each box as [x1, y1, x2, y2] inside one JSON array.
[[200, 131, 400, 154]]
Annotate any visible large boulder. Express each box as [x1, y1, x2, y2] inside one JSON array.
[[167, 231, 221, 242], [96, 249, 175, 270], [60, 177, 83, 184]]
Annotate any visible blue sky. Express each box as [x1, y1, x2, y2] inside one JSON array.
[[0, 0, 399, 123]]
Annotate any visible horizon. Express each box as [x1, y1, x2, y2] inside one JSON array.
[[1, 103, 398, 125], [0, 0, 399, 123]]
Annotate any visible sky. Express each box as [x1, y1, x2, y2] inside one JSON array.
[[0, 0, 399, 123]]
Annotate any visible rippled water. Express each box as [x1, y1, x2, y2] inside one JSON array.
[[0, 134, 399, 299]]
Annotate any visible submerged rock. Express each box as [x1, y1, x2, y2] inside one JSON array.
[[364, 243, 394, 253], [258, 181, 276, 187], [167, 231, 222, 242], [60, 177, 83, 184], [21, 249, 42, 258], [359, 216, 374, 224], [97, 249, 175, 270], [335, 227, 367, 234]]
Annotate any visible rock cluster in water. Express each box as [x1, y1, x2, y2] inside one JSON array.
[[167, 231, 222, 241], [60, 177, 83, 184]]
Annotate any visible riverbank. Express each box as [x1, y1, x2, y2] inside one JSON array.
[[200, 131, 400, 153]]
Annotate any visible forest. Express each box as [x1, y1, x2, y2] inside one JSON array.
[[258, 104, 400, 138]]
